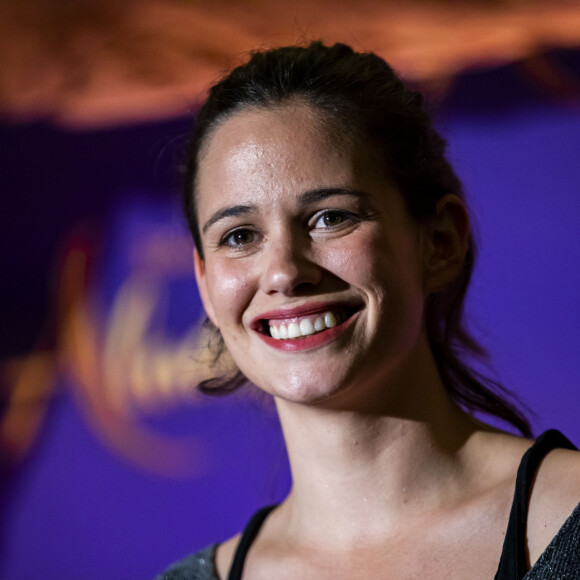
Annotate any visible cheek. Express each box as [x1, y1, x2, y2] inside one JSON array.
[[321, 231, 425, 321], [321, 233, 386, 286], [206, 262, 253, 323]]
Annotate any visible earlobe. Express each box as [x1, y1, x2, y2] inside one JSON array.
[[424, 194, 470, 293], [193, 248, 218, 327]]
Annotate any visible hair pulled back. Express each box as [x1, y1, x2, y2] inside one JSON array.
[[183, 41, 531, 436]]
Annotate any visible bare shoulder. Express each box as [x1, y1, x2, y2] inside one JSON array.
[[467, 429, 532, 482], [527, 437, 580, 564], [469, 430, 580, 565], [215, 533, 241, 580]]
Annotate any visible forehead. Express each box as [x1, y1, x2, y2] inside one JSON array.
[[200, 103, 347, 162], [196, 104, 376, 210]]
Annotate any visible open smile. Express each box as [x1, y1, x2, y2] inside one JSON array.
[[267, 309, 347, 339], [252, 303, 362, 351]]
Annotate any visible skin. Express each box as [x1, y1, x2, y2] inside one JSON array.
[[193, 103, 580, 579]]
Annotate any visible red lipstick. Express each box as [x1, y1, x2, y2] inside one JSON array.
[[251, 302, 361, 352]]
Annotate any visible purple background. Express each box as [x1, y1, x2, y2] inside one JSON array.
[[2, 55, 580, 579]]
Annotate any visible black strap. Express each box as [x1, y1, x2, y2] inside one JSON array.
[[227, 504, 277, 580], [495, 429, 577, 580]]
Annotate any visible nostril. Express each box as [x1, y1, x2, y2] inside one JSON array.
[[259, 239, 323, 295]]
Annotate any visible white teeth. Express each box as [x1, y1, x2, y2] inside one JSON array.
[[324, 311, 337, 328], [299, 318, 315, 336], [288, 322, 301, 339], [268, 311, 342, 340]]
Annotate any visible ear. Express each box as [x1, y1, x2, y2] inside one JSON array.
[[193, 247, 218, 327], [423, 194, 470, 294]]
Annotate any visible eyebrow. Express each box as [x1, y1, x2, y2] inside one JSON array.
[[201, 187, 369, 234], [299, 187, 369, 204], [202, 204, 258, 234]]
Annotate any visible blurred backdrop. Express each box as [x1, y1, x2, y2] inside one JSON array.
[[1, 1, 580, 579]]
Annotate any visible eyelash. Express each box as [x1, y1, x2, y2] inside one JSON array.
[[310, 209, 359, 230], [219, 227, 258, 248], [218, 209, 360, 249]]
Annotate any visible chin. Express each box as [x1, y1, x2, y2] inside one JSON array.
[[252, 367, 355, 407]]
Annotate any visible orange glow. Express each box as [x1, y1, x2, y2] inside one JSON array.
[[1, 352, 55, 461], [1, 233, 224, 477], [0, 0, 579, 127]]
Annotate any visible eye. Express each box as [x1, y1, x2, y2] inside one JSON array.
[[220, 228, 256, 248], [311, 210, 356, 230]]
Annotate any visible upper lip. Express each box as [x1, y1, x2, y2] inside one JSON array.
[[249, 299, 364, 331]]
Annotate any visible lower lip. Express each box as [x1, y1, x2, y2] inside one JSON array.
[[255, 313, 359, 352]]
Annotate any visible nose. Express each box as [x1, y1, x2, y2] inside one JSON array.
[[259, 232, 322, 296]]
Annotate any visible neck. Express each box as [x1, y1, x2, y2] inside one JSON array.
[[273, 350, 485, 545]]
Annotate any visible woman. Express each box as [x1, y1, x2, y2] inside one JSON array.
[[157, 43, 580, 579]]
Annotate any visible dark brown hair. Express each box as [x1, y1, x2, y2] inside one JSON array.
[[183, 41, 531, 436]]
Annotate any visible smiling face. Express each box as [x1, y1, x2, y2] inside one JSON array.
[[194, 103, 438, 410]]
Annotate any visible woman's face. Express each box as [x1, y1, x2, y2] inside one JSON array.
[[194, 104, 438, 409]]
